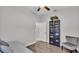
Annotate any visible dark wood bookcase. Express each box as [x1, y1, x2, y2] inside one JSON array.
[[49, 19, 60, 47]]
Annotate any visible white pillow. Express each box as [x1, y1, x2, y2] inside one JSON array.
[[0, 45, 13, 53]]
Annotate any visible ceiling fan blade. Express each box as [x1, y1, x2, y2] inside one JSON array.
[[44, 6, 50, 11], [37, 7, 40, 11]]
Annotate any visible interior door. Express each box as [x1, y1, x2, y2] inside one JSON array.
[[35, 22, 46, 42]]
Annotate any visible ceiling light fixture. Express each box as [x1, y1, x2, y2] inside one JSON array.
[[37, 6, 50, 12]]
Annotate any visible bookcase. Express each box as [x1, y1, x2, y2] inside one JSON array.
[[49, 17, 60, 47]]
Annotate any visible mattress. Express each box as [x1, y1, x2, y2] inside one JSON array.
[[8, 41, 33, 53]]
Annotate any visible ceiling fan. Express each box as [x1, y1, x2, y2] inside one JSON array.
[[37, 6, 50, 11]]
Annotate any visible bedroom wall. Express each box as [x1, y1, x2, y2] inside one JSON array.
[[0, 8, 2, 36], [78, 8, 79, 36], [0, 6, 39, 45], [40, 7, 79, 46]]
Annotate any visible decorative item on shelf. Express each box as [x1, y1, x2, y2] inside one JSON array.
[[50, 16, 59, 21]]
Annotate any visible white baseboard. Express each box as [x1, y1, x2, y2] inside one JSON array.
[[26, 39, 48, 46], [26, 40, 38, 46]]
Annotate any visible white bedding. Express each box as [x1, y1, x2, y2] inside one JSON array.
[[8, 41, 33, 53]]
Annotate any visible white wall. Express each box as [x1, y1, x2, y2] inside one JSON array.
[[0, 7, 3, 36], [0, 6, 79, 46], [40, 7, 79, 46], [0, 6, 39, 45]]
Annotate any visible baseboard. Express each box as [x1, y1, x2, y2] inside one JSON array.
[[26, 40, 48, 46], [26, 40, 38, 46]]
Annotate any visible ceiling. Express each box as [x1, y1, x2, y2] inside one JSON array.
[[27, 6, 77, 17]]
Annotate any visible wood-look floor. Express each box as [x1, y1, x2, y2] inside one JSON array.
[[27, 41, 70, 53]]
